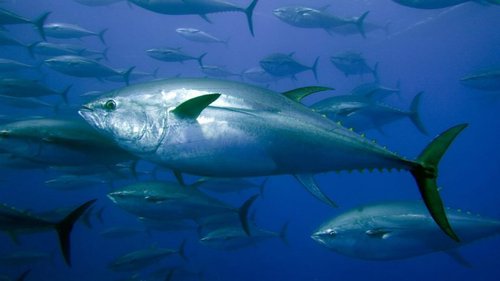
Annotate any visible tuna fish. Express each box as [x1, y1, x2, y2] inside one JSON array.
[[147, 47, 206, 66], [0, 199, 96, 266], [273, 6, 369, 38], [0, 58, 37, 73], [260, 53, 319, 81], [242, 66, 280, 84], [44, 55, 134, 85], [460, 66, 500, 92], [0, 78, 70, 104], [310, 92, 427, 135], [391, 0, 500, 9], [176, 27, 228, 45], [108, 242, 186, 272], [330, 51, 378, 78], [43, 23, 107, 44], [79, 78, 468, 240], [128, 0, 259, 36], [0, 8, 50, 39], [312, 201, 500, 263]]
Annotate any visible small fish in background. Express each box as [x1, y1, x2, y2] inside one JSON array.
[[460, 66, 500, 92], [199, 222, 288, 251], [312, 200, 500, 265], [0, 199, 96, 266], [128, 0, 259, 36], [0, 8, 50, 39], [146, 47, 206, 66], [44, 55, 134, 85], [350, 80, 401, 100], [0, 78, 70, 104], [107, 241, 187, 272], [242, 66, 281, 84], [27, 41, 107, 60], [391, 0, 500, 9], [73, 0, 124, 7], [0, 95, 58, 112], [330, 51, 378, 79], [0, 58, 38, 73], [200, 65, 242, 79], [273, 6, 369, 38], [311, 92, 428, 135], [259, 53, 319, 81], [43, 22, 107, 44], [176, 27, 228, 46]]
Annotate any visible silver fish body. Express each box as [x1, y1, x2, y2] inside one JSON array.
[[312, 201, 500, 260]]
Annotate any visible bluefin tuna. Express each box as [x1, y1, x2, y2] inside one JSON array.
[[310, 92, 427, 135], [460, 66, 500, 92], [44, 55, 134, 85], [242, 66, 280, 84], [330, 51, 378, 78], [128, 0, 259, 36], [146, 47, 206, 66], [79, 78, 468, 240], [0, 199, 96, 266], [0, 58, 37, 73], [392, 0, 500, 9], [0, 8, 50, 39], [312, 200, 500, 263], [0, 78, 70, 104], [43, 23, 107, 44], [176, 27, 228, 45], [273, 6, 369, 38], [260, 53, 319, 81], [108, 242, 186, 272]]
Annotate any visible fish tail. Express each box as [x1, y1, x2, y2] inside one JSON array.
[[356, 11, 369, 38], [411, 124, 468, 242], [98, 28, 108, 45], [27, 42, 40, 58], [244, 0, 259, 37], [279, 222, 290, 246], [178, 239, 188, 261], [239, 194, 259, 236], [33, 12, 50, 41], [55, 199, 97, 266], [311, 56, 320, 82], [197, 53, 207, 67], [60, 85, 72, 105], [409, 92, 428, 135], [101, 47, 110, 61], [122, 66, 135, 86]]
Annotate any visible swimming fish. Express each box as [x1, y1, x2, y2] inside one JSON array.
[[79, 77, 467, 240]]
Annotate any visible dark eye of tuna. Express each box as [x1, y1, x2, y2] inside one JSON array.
[[104, 99, 116, 111]]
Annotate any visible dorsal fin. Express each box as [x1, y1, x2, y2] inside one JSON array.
[[281, 86, 333, 103], [172, 93, 220, 119]]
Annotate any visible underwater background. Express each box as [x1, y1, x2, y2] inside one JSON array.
[[0, 0, 499, 280]]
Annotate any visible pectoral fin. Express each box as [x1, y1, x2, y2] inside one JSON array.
[[294, 174, 337, 207], [172, 93, 220, 119]]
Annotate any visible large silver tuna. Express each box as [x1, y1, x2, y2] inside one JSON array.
[[129, 0, 259, 36], [312, 201, 500, 262], [79, 78, 467, 240]]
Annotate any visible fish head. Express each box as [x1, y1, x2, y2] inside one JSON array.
[[311, 219, 364, 253], [79, 90, 167, 156]]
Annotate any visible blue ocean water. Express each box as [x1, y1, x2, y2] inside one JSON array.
[[0, 0, 499, 280]]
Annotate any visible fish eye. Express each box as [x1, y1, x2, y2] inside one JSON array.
[[327, 229, 337, 237], [104, 99, 117, 111]]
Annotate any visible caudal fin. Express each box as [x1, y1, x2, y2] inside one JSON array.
[[122, 66, 135, 86], [197, 53, 207, 67], [32, 12, 50, 41], [411, 124, 468, 241], [311, 56, 320, 82], [409, 92, 428, 135], [60, 85, 72, 105], [55, 199, 97, 266], [98, 28, 108, 45], [356, 11, 369, 38], [239, 194, 259, 236], [244, 0, 259, 36]]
